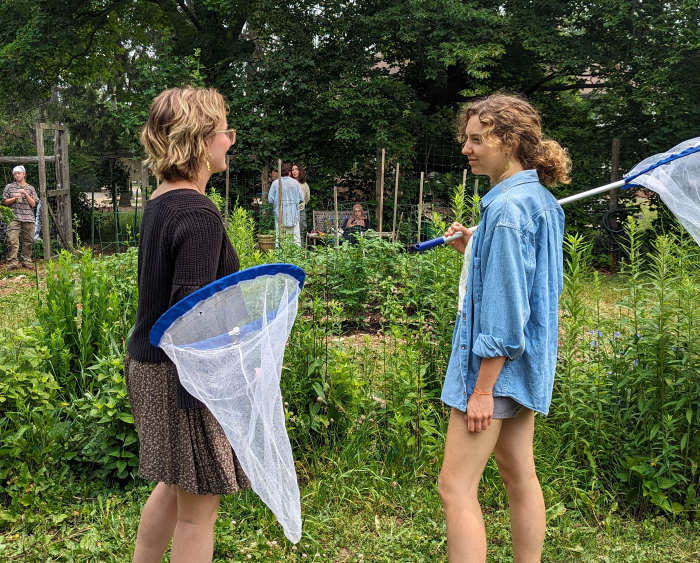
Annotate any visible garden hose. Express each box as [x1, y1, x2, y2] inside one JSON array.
[[601, 207, 628, 253]]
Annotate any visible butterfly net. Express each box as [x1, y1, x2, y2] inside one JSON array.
[[626, 137, 700, 245], [150, 264, 305, 543]]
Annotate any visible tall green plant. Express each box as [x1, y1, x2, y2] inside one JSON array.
[[554, 233, 593, 462], [37, 249, 137, 399], [226, 205, 267, 270]]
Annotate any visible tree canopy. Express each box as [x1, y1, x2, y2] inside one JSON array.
[[1, 0, 699, 230]]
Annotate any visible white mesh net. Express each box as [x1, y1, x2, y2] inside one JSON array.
[[626, 137, 700, 245], [152, 264, 304, 543]]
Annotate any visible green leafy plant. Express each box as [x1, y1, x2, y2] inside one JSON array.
[[76, 353, 139, 483]]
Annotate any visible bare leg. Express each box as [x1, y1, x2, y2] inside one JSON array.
[[133, 482, 178, 563], [170, 488, 220, 563], [494, 409, 545, 563], [439, 407, 502, 563]]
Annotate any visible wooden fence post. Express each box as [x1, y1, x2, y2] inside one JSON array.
[[417, 172, 424, 243], [392, 162, 400, 242], [277, 159, 283, 244], [378, 148, 385, 236], [610, 138, 621, 271], [225, 155, 230, 227]]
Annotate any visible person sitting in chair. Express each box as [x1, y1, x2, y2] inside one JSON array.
[[343, 204, 371, 242]]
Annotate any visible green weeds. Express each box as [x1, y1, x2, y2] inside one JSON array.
[[552, 220, 700, 515], [1, 195, 700, 558]]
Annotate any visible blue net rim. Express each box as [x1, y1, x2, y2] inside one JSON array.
[[149, 263, 306, 347]]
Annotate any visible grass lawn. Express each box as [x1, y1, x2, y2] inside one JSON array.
[[2, 451, 699, 563]]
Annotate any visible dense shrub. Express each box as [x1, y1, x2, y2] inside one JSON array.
[[553, 221, 700, 514], [37, 248, 137, 390]]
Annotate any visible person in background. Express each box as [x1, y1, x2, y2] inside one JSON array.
[[268, 162, 304, 246], [343, 203, 371, 243], [344, 204, 371, 229], [291, 164, 310, 241], [2, 165, 38, 270], [126, 86, 249, 563]]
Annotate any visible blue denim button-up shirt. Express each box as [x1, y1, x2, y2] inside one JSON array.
[[441, 170, 565, 415]]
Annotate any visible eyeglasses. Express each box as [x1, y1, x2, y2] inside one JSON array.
[[215, 128, 237, 144]]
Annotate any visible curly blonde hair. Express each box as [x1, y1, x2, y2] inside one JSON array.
[[457, 93, 571, 187], [141, 86, 228, 182]]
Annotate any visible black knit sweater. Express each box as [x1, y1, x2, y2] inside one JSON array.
[[127, 189, 240, 409]]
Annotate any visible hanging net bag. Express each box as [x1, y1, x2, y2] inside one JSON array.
[[149, 263, 306, 543]]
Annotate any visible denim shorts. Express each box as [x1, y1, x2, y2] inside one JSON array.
[[492, 396, 525, 419]]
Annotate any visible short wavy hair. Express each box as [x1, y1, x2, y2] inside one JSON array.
[[457, 93, 571, 187], [141, 86, 228, 182]]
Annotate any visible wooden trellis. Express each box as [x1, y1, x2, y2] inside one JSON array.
[[36, 123, 73, 255]]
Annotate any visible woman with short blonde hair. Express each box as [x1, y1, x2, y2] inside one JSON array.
[[126, 86, 247, 563]]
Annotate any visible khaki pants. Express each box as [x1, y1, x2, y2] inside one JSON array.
[[6, 220, 34, 268]]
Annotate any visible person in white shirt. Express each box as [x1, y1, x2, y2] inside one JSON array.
[[268, 163, 304, 246]]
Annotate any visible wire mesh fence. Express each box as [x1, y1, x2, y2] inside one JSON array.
[[1, 134, 480, 267], [220, 137, 484, 249]]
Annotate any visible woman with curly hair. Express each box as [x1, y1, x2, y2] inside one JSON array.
[[438, 93, 569, 563]]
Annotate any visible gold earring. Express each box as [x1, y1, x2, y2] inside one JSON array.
[[206, 153, 211, 172], [504, 159, 511, 172]]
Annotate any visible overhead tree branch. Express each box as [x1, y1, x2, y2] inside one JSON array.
[[523, 72, 559, 95], [74, 0, 125, 20], [174, 0, 204, 32], [538, 82, 608, 92]]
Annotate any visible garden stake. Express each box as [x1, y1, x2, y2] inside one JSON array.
[[334, 184, 339, 246], [278, 159, 283, 244], [225, 154, 230, 227], [91, 183, 95, 249], [325, 244, 329, 384], [417, 171, 424, 243], [392, 162, 400, 242], [379, 148, 385, 236], [133, 186, 138, 241]]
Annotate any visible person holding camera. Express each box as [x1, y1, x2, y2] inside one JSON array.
[[3, 165, 38, 270]]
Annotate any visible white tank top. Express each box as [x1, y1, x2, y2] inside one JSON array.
[[457, 227, 477, 314]]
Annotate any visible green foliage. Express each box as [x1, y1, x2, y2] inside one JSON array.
[[206, 186, 226, 216], [0, 204, 14, 225], [96, 158, 130, 200], [2, 0, 699, 246], [226, 205, 267, 270], [0, 332, 68, 514], [2, 175, 700, 538], [25, 249, 139, 482], [37, 248, 137, 391], [552, 222, 700, 515], [76, 354, 138, 483]]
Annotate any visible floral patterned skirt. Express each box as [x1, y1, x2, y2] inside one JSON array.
[[124, 355, 251, 495]]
